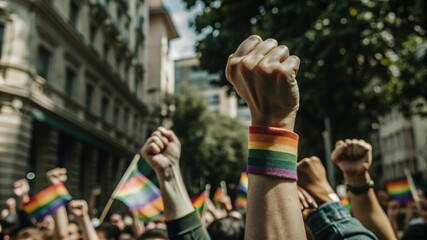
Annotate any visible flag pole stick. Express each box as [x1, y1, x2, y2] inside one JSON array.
[[404, 168, 421, 210], [220, 180, 227, 196], [99, 154, 141, 224], [201, 184, 211, 222]]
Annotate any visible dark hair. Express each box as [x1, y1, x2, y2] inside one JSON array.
[[207, 216, 244, 240], [15, 227, 43, 240], [401, 223, 427, 240], [138, 228, 168, 240], [96, 223, 121, 240]]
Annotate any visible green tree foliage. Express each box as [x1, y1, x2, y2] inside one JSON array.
[[181, 0, 426, 157], [171, 83, 247, 191]]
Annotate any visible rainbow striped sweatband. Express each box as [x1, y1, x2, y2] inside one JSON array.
[[247, 126, 298, 180]]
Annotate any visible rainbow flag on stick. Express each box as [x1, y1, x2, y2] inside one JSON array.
[[114, 164, 164, 222], [386, 179, 413, 203], [191, 186, 209, 216], [23, 183, 71, 221], [234, 172, 248, 208]]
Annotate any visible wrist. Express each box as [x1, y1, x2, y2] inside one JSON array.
[[251, 112, 297, 132], [21, 195, 30, 204], [247, 126, 298, 180], [343, 171, 371, 186]]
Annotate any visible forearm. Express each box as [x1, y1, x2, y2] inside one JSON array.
[[346, 173, 396, 240], [77, 215, 99, 240], [246, 175, 306, 239], [132, 213, 145, 236], [245, 125, 306, 239], [52, 206, 69, 240], [88, 195, 97, 219], [156, 165, 194, 221]]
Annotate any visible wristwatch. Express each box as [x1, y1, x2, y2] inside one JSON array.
[[346, 180, 375, 195]]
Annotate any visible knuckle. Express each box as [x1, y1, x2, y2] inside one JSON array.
[[240, 56, 255, 71], [256, 60, 273, 76]]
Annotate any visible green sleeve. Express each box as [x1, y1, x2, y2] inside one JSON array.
[[166, 210, 210, 240]]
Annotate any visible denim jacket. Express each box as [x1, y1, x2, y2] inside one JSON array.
[[306, 201, 378, 240]]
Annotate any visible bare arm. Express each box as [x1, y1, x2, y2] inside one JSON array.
[[141, 127, 210, 239], [130, 210, 145, 236], [225, 35, 306, 239], [88, 187, 101, 219], [69, 200, 99, 240], [331, 139, 396, 240], [47, 168, 69, 240], [13, 179, 30, 206]]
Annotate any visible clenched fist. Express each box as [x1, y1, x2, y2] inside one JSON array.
[[225, 35, 300, 130]]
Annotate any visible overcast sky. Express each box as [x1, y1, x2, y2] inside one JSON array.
[[163, 0, 202, 60]]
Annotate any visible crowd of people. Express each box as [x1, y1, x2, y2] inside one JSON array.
[[1, 35, 426, 240]]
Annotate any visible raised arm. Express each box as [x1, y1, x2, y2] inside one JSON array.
[[331, 139, 396, 240], [225, 35, 306, 239], [68, 200, 99, 240], [297, 157, 377, 239], [46, 168, 69, 240], [13, 179, 30, 206], [88, 186, 101, 219], [141, 127, 210, 239]]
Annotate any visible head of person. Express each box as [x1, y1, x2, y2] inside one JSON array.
[[68, 222, 81, 240], [36, 215, 55, 239], [15, 227, 43, 240], [119, 232, 134, 240], [0, 213, 18, 239], [110, 213, 126, 231], [96, 223, 120, 240], [207, 216, 245, 240], [138, 228, 168, 240]]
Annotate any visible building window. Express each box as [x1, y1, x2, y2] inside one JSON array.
[[85, 84, 94, 111], [133, 115, 138, 138], [115, 55, 121, 76], [36, 46, 51, 81], [207, 95, 220, 105], [101, 96, 109, 121], [65, 67, 75, 97], [134, 78, 140, 93], [123, 108, 129, 132], [69, 0, 80, 29], [103, 43, 109, 62], [124, 66, 129, 83], [0, 24, 4, 58], [89, 24, 96, 46], [113, 104, 120, 127]]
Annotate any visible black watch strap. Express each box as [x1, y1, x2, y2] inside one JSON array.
[[346, 180, 375, 195]]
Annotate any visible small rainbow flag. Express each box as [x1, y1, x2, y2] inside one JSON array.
[[23, 183, 72, 221], [213, 186, 222, 203], [386, 179, 413, 203], [191, 189, 207, 216], [340, 197, 352, 212], [234, 172, 248, 208], [114, 165, 164, 222]]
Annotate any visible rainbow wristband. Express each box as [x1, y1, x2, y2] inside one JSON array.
[[247, 126, 298, 180]]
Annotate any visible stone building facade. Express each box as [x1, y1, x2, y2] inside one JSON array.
[[0, 0, 153, 206], [378, 108, 427, 187]]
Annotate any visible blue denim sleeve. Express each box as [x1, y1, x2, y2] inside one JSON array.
[[306, 201, 378, 240]]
